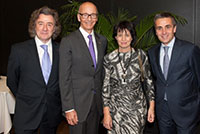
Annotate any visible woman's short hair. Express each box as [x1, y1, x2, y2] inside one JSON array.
[[113, 20, 136, 46], [28, 6, 61, 40]]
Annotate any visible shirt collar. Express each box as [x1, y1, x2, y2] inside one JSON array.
[[161, 37, 175, 48], [35, 36, 52, 47], [79, 27, 94, 38]]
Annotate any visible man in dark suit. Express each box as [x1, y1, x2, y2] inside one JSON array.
[[148, 12, 200, 134], [7, 6, 62, 134], [59, 1, 107, 134]]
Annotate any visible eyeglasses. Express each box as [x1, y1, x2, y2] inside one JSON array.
[[79, 13, 98, 19]]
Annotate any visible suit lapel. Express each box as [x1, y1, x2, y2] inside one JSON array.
[[27, 39, 45, 84], [95, 33, 102, 71], [77, 30, 102, 71], [167, 39, 181, 79], [77, 30, 94, 65], [154, 45, 166, 82], [47, 41, 58, 85]]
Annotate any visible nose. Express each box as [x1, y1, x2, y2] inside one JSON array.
[[122, 35, 126, 40], [87, 15, 92, 21], [43, 24, 47, 31], [162, 28, 166, 34]]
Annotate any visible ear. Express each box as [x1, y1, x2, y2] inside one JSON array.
[[173, 25, 177, 33], [115, 36, 118, 41], [77, 14, 81, 22], [53, 25, 56, 32]]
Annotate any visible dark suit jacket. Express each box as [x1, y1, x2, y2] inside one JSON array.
[[7, 39, 62, 129], [59, 30, 107, 122], [148, 38, 200, 127]]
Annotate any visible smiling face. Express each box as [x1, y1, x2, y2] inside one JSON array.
[[35, 14, 55, 43], [155, 17, 176, 45], [77, 2, 98, 34], [116, 29, 133, 52]]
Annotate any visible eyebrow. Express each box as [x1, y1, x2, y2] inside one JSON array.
[[37, 21, 54, 24]]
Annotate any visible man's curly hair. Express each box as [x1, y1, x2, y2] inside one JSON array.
[[28, 6, 61, 40]]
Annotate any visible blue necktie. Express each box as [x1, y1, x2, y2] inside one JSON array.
[[88, 35, 96, 68], [41, 45, 51, 84], [163, 46, 169, 100]]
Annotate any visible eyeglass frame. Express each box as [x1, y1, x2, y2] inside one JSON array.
[[78, 13, 98, 19]]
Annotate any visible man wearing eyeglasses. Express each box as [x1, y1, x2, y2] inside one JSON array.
[[59, 1, 107, 134]]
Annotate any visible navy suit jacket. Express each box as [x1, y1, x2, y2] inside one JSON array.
[[148, 38, 200, 127], [7, 39, 62, 129]]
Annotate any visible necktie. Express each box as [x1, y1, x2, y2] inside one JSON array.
[[163, 46, 169, 101], [88, 35, 96, 68], [163, 46, 169, 80], [41, 45, 51, 84]]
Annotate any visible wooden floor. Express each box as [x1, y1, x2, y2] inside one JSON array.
[[57, 121, 200, 134], [9, 120, 69, 134], [57, 120, 69, 134], [10, 120, 107, 134]]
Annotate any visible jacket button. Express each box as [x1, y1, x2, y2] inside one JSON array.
[[91, 88, 96, 94]]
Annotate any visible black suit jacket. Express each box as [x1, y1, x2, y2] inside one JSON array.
[[59, 30, 107, 122], [7, 39, 62, 129], [148, 38, 200, 127]]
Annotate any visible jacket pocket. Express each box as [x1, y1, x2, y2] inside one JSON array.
[[179, 94, 198, 106]]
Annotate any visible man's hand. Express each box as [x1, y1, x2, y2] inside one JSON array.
[[65, 110, 78, 125]]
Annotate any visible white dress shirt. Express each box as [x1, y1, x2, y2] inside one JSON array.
[[35, 36, 53, 67]]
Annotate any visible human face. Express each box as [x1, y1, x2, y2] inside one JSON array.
[[77, 2, 98, 34], [155, 17, 176, 45], [115, 29, 133, 53], [35, 14, 55, 43]]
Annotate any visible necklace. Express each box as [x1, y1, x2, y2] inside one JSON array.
[[118, 48, 133, 82]]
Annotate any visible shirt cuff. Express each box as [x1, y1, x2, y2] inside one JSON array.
[[65, 109, 75, 113]]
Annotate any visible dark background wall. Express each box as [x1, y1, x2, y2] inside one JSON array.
[[1, 0, 200, 75]]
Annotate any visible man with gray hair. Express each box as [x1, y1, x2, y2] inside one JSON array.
[[148, 12, 200, 134]]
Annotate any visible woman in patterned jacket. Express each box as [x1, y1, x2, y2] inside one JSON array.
[[102, 20, 155, 134]]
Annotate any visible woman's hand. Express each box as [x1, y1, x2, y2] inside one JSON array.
[[147, 100, 155, 123], [103, 106, 112, 130], [103, 113, 112, 130]]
